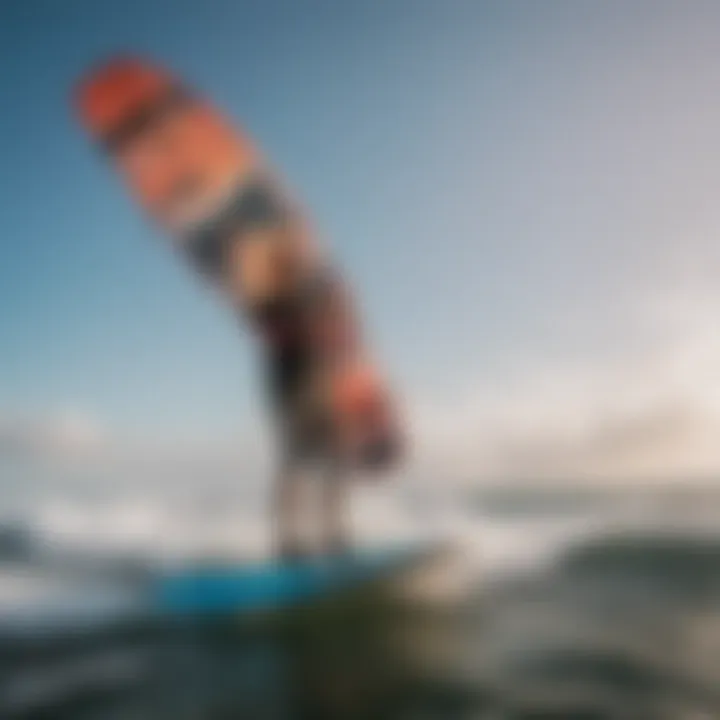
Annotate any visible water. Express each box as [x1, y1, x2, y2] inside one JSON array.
[[2, 489, 720, 719]]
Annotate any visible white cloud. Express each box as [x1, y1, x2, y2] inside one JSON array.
[[0, 406, 270, 506], [0, 409, 106, 460], [406, 279, 720, 486]]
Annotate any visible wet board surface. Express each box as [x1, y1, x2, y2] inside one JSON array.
[[155, 543, 436, 616]]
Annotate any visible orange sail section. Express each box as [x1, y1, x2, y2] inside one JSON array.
[[75, 56, 257, 233]]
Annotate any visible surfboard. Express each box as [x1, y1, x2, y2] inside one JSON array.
[[0, 544, 444, 640], [155, 543, 435, 616], [71, 56, 402, 471]]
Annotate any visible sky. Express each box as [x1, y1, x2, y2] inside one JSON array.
[[4, 0, 720, 503]]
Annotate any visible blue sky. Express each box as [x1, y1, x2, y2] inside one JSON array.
[[5, 1, 720, 487]]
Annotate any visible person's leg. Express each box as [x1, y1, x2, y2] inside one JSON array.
[[320, 453, 351, 555], [273, 455, 307, 561], [265, 343, 311, 561]]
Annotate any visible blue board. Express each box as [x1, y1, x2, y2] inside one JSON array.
[[155, 543, 435, 616]]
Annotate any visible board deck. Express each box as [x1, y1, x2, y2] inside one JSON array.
[[155, 543, 435, 616], [0, 544, 441, 641]]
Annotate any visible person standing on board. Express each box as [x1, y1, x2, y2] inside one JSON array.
[[73, 57, 402, 561]]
